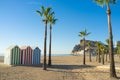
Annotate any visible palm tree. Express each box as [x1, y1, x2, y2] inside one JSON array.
[[105, 45, 109, 62], [96, 41, 101, 63], [94, 0, 117, 77], [87, 41, 92, 62], [100, 44, 105, 65], [116, 45, 120, 58], [106, 39, 109, 45], [36, 6, 52, 70], [78, 29, 91, 65], [48, 13, 57, 66]]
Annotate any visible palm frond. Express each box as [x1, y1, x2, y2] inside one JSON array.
[[52, 18, 57, 24], [50, 11, 55, 16], [106, 39, 109, 44], [84, 29, 91, 36], [36, 10, 43, 16], [113, 0, 116, 4], [79, 32, 85, 37], [80, 32, 85, 36], [100, 44, 105, 51], [78, 34, 82, 37], [52, 16, 57, 24], [94, 0, 105, 6], [110, 0, 116, 4], [46, 15, 50, 21], [48, 13, 57, 25], [45, 7, 51, 16], [84, 29, 87, 34], [96, 41, 101, 47], [78, 29, 90, 40], [94, 0, 116, 7], [87, 41, 91, 46], [36, 6, 55, 24], [42, 19, 46, 22], [105, 0, 109, 5], [41, 6, 45, 13], [87, 32, 91, 36]]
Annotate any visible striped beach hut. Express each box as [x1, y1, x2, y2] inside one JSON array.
[[4, 45, 20, 65], [20, 46, 33, 65], [32, 47, 41, 65]]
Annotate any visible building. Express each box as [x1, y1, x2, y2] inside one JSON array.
[[116, 41, 120, 46], [4, 45, 41, 66], [4, 45, 20, 65]]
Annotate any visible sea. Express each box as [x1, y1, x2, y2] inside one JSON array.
[[0, 53, 4, 56], [0, 53, 71, 57], [44, 53, 71, 56]]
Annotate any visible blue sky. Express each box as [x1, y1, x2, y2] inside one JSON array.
[[0, 0, 120, 55]]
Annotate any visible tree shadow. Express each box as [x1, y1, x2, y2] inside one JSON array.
[[116, 77, 120, 79], [48, 64, 95, 70]]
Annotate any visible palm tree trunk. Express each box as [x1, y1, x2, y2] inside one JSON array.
[[106, 53, 107, 62], [98, 49, 101, 63], [43, 20, 47, 70], [101, 51, 104, 65], [109, 51, 110, 61], [89, 49, 92, 62], [107, 5, 116, 78], [48, 24, 52, 66], [96, 53, 98, 62], [83, 38, 86, 65]]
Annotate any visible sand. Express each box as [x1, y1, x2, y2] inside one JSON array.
[[0, 55, 120, 80]]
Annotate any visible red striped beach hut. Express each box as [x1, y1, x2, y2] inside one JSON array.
[[20, 46, 33, 65]]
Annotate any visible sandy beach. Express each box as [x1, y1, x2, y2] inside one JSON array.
[[0, 55, 120, 80]]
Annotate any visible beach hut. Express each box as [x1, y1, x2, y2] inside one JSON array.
[[32, 47, 41, 65], [4, 45, 20, 65], [20, 46, 33, 65]]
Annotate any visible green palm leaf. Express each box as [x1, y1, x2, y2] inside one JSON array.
[[44, 7, 51, 17], [36, 6, 52, 22], [93, 0, 116, 6], [36, 10, 43, 16], [78, 29, 91, 38], [48, 13, 57, 25]]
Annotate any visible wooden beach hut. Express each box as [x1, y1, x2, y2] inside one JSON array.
[[4, 45, 20, 65], [20, 46, 33, 65], [32, 47, 41, 65]]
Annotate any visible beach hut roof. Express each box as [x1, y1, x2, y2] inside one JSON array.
[[32, 46, 40, 49], [7, 45, 19, 50], [21, 46, 32, 50], [6, 45, 19, 54], [21, 46, 28, 49], [32, 47, 41, 51]]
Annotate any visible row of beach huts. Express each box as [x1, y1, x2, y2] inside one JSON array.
[[4, 45, 41, 65]]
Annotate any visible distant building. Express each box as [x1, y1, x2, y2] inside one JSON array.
[[71, 39, 98, 56], [116, 41, 120, 46]]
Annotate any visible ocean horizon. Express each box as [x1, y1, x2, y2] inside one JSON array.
[[0, 53, 71, 57], [44, 53, 71, 56], [0, 53, 4, 56]]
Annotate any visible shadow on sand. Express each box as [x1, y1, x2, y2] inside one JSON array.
[[48, 64, 95, 70]]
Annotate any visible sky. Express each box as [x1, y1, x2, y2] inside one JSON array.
[[0, 0, 120, 55]]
